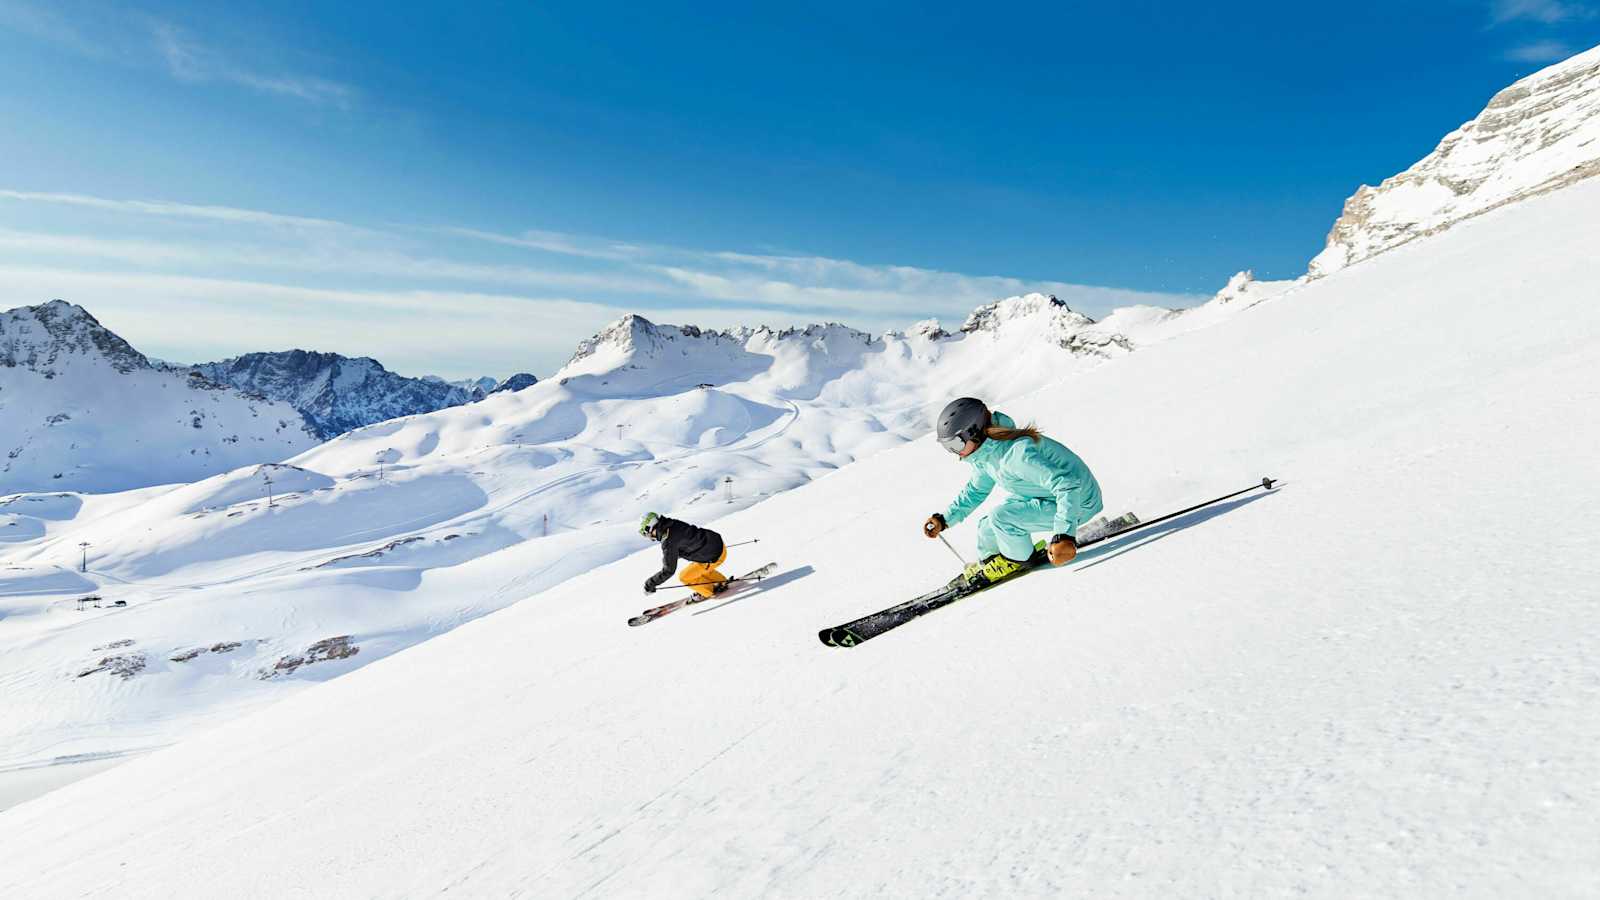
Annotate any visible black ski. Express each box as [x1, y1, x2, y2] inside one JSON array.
[[819, 477, 1276, 647], [818, 549, 1048, 647], [628, 562, 777, 627]]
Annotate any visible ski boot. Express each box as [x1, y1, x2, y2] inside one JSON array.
[[958, 552, 1028, 589], [711, 581, 731, 595]]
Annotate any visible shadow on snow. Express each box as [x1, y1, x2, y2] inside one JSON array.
[[692, 565, 817, 615], [1071, 487, 1282, 573]]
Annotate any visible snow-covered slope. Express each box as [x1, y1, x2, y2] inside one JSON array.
[[1310, 43, 1600, 276], [190, 349, 482, 439], [4, 172, 1599, 894], [0, 291, 1233, 785], [0, 301, 316, 494]]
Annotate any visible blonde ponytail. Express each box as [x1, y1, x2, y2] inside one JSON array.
[[984, 423, 1042, 443]]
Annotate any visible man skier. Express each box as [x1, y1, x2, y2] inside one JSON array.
[[639, 512, 730, 599], [923, 397, 1103, 587]]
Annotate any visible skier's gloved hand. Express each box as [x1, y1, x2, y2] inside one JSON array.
[[643, 579, 657, 594], [923, 513, 947, 538], [1047, 534, 1077, 566]]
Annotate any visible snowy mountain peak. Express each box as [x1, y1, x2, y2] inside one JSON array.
[[960, 292, 1132, 357], [1310, 43, 1600, 277], [0, 300, 150, 375], [1213, 271, 1257, 303], [568, 314, 727, 367], [564, 314, 873, 376]]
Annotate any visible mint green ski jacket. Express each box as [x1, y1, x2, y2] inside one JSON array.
[[941, 411, 1103, 538]]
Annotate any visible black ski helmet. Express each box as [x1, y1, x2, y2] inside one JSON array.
[[936, 397, 989, 452]]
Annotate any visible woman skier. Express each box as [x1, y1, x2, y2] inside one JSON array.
[[639, 512, 729, 599], [922, 397, 1104, 587]]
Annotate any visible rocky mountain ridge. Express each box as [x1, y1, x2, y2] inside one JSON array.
[[189, 351, 486, 440], [1310, 43, 1600, 277]]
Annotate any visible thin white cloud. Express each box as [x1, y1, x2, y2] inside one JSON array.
[[0, 0, 102, 55], [3, 189, 1207, 323], [0, 189, 357, 231], [0, 264, 628, 377], [0, 226, 678, 296], [1502, 39, 1577, 61], [0, 187, 1214, 376], [150, 22, 357, 108], [1489, 0, 1595, 24], [0, 2, 358, 109], [443, 227, 648, 262], [455, 226, 1208, 318]]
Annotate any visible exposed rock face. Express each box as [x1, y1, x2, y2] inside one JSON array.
[[191, 351, 479, 440], [262, 635, 360, 679], [78, 651, 147, 680], [490, 373, 538, 394], [1310, 44, 1600, 277], [0, 300, 149, 376]]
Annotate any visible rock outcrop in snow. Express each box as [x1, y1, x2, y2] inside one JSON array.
[[490, 373, 538, 394], [190, 350, 482, 440], [0, 301, 317, 493], [1309, 43, 1600, 277]]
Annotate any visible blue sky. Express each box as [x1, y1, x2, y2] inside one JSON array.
[[1, 1, 1596, 378]]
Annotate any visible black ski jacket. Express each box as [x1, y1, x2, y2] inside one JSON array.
[[645, 517, 724, 590]]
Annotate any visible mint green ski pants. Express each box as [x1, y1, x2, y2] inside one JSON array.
[[976, 494, 1102, 562]]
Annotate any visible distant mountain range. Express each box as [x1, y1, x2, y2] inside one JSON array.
[[0, 301, 540, 492], [0, 301, 317, 493], [191, 351, 493, 441]]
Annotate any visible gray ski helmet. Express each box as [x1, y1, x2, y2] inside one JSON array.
[[936, 397, 989, 453]]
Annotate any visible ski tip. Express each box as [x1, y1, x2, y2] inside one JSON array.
[[818, 627, 860, 648]]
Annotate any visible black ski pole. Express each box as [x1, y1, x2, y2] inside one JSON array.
[[1078, 476, 1276, 549], [724, 539, 760, 549]]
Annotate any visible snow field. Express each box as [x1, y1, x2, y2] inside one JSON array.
[[2, 163, 1597, 897]]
